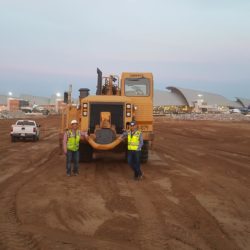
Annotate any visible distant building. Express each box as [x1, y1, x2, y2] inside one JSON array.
[[6, 98, 29, 112], [154, 87, 243, 113], [154, 89, 185, 106]]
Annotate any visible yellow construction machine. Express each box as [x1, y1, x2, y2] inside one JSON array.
[[60, 68, 154, 162]]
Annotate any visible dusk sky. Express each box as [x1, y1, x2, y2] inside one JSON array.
[[1, 0, 250, 100]]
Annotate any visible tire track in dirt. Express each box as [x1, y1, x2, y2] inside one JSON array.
[[93, 157, 171, 250], [18, 154, 140, 250], [0, 145, 59, 250], [146, 175, 240, 250], [151, 138, 242, 249], [93, 158, 140, 247], [0, 148, 123, 250], [0, 116, 82, 249], [1, 116, 249, 249], [129, 183, 171, 250]]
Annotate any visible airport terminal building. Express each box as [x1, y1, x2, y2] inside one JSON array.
[[154, 87, 250, 114]]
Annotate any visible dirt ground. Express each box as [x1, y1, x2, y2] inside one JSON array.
[[0, 115, 250, 250]]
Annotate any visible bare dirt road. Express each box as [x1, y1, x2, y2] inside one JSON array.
[[0, 115, 250, 250]]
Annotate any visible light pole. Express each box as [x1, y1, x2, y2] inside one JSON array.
[[197, 94, 204, 113], [197, 94, 203, 104], [55, 92, 62, 113], [7, 91, 13, 111]]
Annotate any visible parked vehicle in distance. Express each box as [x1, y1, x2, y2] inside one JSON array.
[[20, 106, 49, 115], [229, 108, 241, 114], [10, 120, 41, 142], [239, 107, 250, 115]]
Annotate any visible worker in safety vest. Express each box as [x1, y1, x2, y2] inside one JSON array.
[[63, 119, 88, 176], [122, 121, 144, 180]]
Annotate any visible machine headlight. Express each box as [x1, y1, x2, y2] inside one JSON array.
[[83, 103, 88, 108], [126, 104, 131, 109], [126, 112, 131, 117]]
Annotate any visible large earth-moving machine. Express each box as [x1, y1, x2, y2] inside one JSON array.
[[60, 68, 154, 162]]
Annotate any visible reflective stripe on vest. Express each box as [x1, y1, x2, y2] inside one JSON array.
[[67, 130, 80, 151], [128, 130, 141, 151]]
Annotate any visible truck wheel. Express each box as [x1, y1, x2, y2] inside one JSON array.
[[79, 142, 93, 162], [141, 141, 149, 163], [11, 136, 16, 142]]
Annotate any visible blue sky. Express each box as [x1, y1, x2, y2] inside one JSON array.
[[0, 0, 250, 99]]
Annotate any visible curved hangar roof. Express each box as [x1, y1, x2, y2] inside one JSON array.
[[154, 87, 243, 108], [166, 86, 239, 107], [154, 89, 186, 106]]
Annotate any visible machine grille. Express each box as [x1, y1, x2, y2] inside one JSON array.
[[90, 103, 124, 134]]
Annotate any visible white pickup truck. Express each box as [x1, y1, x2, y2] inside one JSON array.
[[10, 120, 41, 142]]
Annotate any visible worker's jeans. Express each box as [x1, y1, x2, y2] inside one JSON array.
[[127, 150, 142, 178], [66, 150, 79, 175]]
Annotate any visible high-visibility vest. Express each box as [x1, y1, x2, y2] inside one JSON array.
[[128, 130, 141, 151], [67, 130, 80, 151]]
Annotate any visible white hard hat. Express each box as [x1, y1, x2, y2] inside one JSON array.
[[130, 121, 136, 126], [71, 119, 78, 124]]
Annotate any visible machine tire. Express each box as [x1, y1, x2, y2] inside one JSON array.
[[79, 142, 93, 162], [140, 141, 149, 163]]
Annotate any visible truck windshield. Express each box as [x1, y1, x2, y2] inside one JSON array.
[[17, 121, 35, 126], [125, 78, 150, 96]]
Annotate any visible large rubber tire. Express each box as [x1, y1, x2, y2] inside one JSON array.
[[11, 136, 16, 143], [140, 141, 149, 163], [79, 142, 93, 162]]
